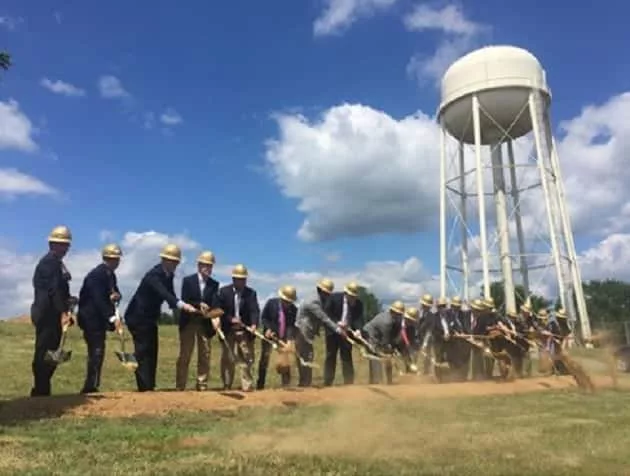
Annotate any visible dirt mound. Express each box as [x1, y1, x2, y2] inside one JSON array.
[[0, 375, 616, 423], [2, 314, 30, 324]]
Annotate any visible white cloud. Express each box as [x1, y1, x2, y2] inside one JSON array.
[[98, 75, 130, 99], [0, 168, 58, 198], [265, 103, 441, 241], [53, 11, 62, 24], [160, 109, 183, 126], [313, 0, 398, 37], [0, 16, 24, 31], [0, 99, 38, 152], [404, 3, 489, 85], [40, 78, 86, 97]]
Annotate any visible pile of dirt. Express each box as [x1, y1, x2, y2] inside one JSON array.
[[0, 375, 617, 423], [2, 314, 30, 324]]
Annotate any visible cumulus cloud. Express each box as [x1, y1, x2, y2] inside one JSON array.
[[313, 0, 398, 37], [0, 15, 24, 31], [265, 104, 441, 241], [404, 3, 489, 85], [0, 99, 38, 152], [40, 78, 86, 97], [98, 75, 130, 99]]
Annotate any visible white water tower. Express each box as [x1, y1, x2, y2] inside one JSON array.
[[437, 45, 592, 343]]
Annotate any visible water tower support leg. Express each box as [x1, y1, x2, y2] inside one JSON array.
[[548, 136, 593, 345], [439, 123, 448, 298], [491, 142, 516, 313], [458, 141, 470, 302], [507, 140, 531, 300], [472, 95, 491, 298], [529, 91, 567, 309]]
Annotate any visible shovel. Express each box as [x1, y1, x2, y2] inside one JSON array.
[[113, 306, 138, 370], [45, 321, 73, 365]]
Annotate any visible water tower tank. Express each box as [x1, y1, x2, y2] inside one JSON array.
[[438, 45, 551, 145]]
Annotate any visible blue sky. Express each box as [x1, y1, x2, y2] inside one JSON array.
[[1, 0, 630, 317]]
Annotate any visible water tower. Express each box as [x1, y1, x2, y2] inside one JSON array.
[[437, 45, 592, 343]]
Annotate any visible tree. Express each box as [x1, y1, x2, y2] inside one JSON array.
[[0, 51, 11, 72], [358, 286, 382, 322], [485, 281, 551, 313]]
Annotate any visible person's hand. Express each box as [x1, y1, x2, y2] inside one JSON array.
[[231, 316, 241, 324], [61, 312, 74, 328], [182, 303, 197, 314], [248, 324, 257, 333], [211, 317, 220, 331], [353, 329, 362, 339], [264, 329, 273, 339], [110, 292, 121, 303], [336, 326, 347, 338], [114, 318, 123, 334]]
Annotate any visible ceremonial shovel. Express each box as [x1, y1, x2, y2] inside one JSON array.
[[45, 323, 73, 365], [113, 305, 138, 370], [45, 304, 77, 365]]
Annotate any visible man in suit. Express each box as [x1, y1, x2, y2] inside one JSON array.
[[417, 293, 436, 375], [295, 278, 345, 387], [257, 285, 298, 390], [362, 300, 405, 385], [77, 243, 123, 394], [30, 225, 76, 397], [218, 264, 260, 391], [323, 281, 364, 386], [124, 244, 197, 392], [175, 250, 221, 391]]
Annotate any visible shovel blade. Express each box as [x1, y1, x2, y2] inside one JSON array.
[[45, 349, 72, 364], [115, 351, 138, 369]]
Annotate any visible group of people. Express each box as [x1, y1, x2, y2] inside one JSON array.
[[29, 225, 573, 397]]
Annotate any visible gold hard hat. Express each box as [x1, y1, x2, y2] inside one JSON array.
[[537, 309, 549, 319], [159, 243, 182, 262], [279, 285, 297, 303], [232, 264, 248, 279], [470, 299, 485, 312], [48, 225, 72, 244], [389, 300, 405, 315], [420, 293, 433, 307], [437, 297, 447, 307], [316, 278, 334, 294], [343, 281, 360, 297], [102, 243, 122, 259], [404, 307, 419, 321], [556, 308, 568, 319], [483, 297, 495, 309], [197, 250, 216, 265], [451, 296, 462, 307]]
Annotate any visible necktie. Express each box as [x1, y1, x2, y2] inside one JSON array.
[[279, 302, 286, 339], [234, 291, 240, 319]]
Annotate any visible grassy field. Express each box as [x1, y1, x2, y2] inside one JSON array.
[[1, 320, 630, 475]]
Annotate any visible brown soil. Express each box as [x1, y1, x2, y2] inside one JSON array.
[[0, 375, 619, 423]]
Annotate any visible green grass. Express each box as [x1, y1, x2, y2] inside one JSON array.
[[2, 321, 630, 475]]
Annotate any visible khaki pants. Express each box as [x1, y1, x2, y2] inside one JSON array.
[[175, 320, 210, 390], [220, 330, 254, 391]]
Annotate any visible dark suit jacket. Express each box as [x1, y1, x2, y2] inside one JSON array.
[[218, 284, 260, 337], [77, 263, 120, 333], [179, 273, 220, 336], [261, 297, 297, 340], [124, 263, 179, 328], [324, 292, 364, 334], [31, 251, 71, 325]]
